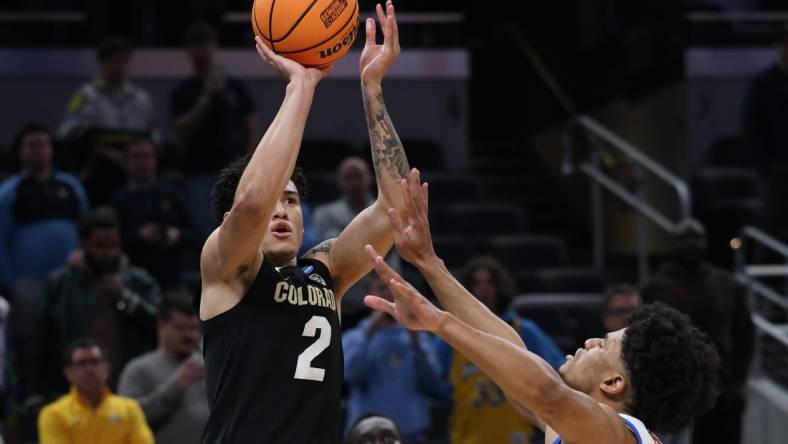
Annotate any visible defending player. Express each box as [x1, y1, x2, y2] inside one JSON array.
[[364, 171, 721, 444]]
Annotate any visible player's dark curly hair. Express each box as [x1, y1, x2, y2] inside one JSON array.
[[621, 302, 721, 434], [211, 153, 308, 224]]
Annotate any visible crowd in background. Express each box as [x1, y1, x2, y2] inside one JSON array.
[[0, 14, 769, 444]]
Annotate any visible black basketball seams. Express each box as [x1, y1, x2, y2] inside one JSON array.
[[269, 0, 320, 43], [268, 0, 277, 52], [252, 0, 271, 41], [252, 1, 265, 41], [275, 0, 357, 55]]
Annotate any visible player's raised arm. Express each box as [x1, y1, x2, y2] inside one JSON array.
[[377, 168, 526, 348], [304, 1, 410, 296], [362, 264, 630, 444], [201, 39, 328, 285]]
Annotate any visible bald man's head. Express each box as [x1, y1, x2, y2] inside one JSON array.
[[338, 156, 372, 207]]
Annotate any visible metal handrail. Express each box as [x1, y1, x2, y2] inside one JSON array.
[[575, 116, 693, 220], [562, 115, 693, 280], [734, 225, 788, 379]]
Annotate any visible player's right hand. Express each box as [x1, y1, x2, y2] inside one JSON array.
[[255, 36, 330, 85]]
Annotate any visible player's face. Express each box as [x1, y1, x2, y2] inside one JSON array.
[[261, 181, 304, 264], [19, 131, 53, 172], [159, 311, 200, 359], [64, 346, 110, 394], [559, 328, 626, 393], [349, 416, 401, 444]]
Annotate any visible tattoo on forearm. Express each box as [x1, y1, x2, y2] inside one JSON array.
[[308, 239, 334, 255], [363, 91, 410, 180]]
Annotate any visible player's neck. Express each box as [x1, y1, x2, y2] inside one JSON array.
[[589, 390, 628, 416], [268, 254, 298, 268]]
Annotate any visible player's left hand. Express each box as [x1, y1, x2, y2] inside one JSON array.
[[364, 244, 444, 332], [359, 1, 400, 86], [387, 168, 437, 269]]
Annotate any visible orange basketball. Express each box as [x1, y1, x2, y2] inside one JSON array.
[[252, 0, 360, 68]]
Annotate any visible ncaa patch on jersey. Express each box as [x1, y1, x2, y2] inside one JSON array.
[[308, 273, 326, 286], [302, 265, 315, 275]]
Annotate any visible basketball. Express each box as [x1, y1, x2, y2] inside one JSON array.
[[252, 0, 360, 68]]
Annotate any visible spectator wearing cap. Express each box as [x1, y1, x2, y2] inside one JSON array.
[[171, 23, 257, 174], [35, 208, 161, 397], [57, 37, 157, 205], [0, 123, 89, 291]]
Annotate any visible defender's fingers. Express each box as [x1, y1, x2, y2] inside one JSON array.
[[364, 295, 396, 315]]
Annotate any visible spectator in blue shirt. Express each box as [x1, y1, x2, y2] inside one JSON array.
[[0, 123, 89, 291], [343, 274, 441, 444]]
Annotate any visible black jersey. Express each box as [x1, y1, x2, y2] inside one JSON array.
[[201, 257, 342, 444]]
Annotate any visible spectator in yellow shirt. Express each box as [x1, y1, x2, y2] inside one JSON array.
[[38, 338, 154, 444]]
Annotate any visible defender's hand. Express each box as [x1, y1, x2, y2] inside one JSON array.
[[364, 244, 443, 332], [387, 168, 436, 269]]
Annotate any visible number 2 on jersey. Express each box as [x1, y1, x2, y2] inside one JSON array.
[[294, 316, 331, 382]]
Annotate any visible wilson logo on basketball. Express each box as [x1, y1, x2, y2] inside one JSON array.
[[320, 0, 348, 28], [319, 22, 357, 59]]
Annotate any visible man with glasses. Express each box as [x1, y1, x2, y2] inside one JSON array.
[[38, 338, 154, 444]]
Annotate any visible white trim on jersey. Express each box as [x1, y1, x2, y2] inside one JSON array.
[[619, 414, 661, 444]]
